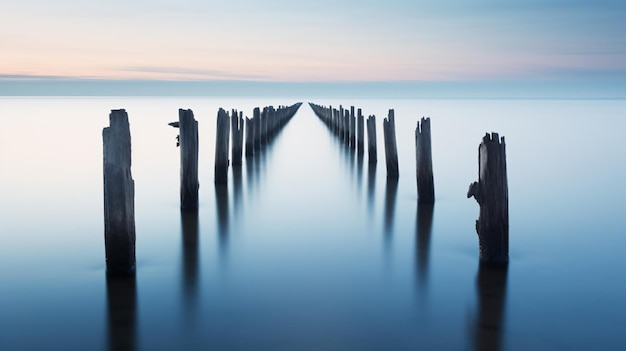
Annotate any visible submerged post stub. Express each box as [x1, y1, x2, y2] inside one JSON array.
[[214, 108, 230, 184], [383, 109, 399, 179], [179, 109, 199, 210], [467, 132, 509, 264], [103, 109, 136, 275], [415, 117, 435, 203]]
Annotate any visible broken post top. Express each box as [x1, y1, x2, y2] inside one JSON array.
[[416, 117, 431, 135], [483, 132, 505, 145]]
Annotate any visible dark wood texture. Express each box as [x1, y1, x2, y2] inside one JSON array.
[[415, 117, 435, 203], [103, 109, 136, 275], [467, 132, 509, 264]]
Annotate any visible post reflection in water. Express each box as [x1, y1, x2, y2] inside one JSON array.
[[474, 264, 508, 351], [367, 162, 376, 216], [106, 274, 137, 351], [180, 210, 199, 318], [383, 178, 399, 250], [215, 184, 230, 263], [415, 203, 434, 294], [232, 166, 243, 218], [356, 150, 364, 198]]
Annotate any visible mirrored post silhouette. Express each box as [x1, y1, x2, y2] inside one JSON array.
[[383, 178, 399, 251], [356, 147, 364, 198], [367, 162, 377, 217], [415, 203, 434, 294], [180, 210, 199, 318], [215, 184, 230, 264], [473, 264, 508, 351], [106, 274, 137, 351], [232, 166, 243, 219]]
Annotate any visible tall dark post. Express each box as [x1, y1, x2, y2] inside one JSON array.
[[357, 108, 364, 153], [103, 109, 136, 275], [178, 109, 199, 210], [350, 106, 356, 148], [231, 110, 244, 166], [383, 109, 399, 179], [245, 116, 253, 157], [467, 132, 509, 264], [415, 117, 435, 203], [367, 115, 377, 164], [214, 108, 230, 184], [253, 107, 261, 150]]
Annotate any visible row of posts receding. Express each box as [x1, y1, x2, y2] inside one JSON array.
[[102, 101, 508, 276], [308, 102, 508, 265], [102, 103, 301, 275]]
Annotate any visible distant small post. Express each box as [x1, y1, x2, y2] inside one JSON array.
[[214, 108, 230, 184], [415, 117, 435, 203], [467, 132, 509, 264], [178, 109, 199, 210], [103, 109, 136, 275], [383, 109, 399, 179], [366, 115, 377, 163]]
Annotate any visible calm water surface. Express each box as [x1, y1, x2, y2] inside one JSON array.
[[0, 97, 624, 350]]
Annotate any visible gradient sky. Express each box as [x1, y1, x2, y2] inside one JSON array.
[[2, 0, 625, 82]]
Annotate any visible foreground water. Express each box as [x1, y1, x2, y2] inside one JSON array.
[[0, 97, 624, 350]]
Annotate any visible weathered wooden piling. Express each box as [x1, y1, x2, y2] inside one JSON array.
[[103, 109, 135, 275], [245, 116, 253, 156], [178, 109, 199, 210], [231, 110, 244, 166], [415, 117, 435, 204], [383, 109, 399, 179], [467, 132, 509, 264], [367, 115, 377, 163], [214, 108, 230, 184], [253, 107, 261, 150], [349, 106, 356, 149], [357, 108, 364, 153]]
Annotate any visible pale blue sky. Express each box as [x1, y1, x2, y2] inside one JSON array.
[[1, 0, 625, 82]]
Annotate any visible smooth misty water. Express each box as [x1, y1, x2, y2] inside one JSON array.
[[0, 97, 624, 351]]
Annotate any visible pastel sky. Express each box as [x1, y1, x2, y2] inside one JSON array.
[[2, 0, 625, 82]]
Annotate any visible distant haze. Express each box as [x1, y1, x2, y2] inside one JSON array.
[[1, 0, 625, 94]]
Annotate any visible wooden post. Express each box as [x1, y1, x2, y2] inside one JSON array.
[[231, 110, 244, 166], [350, 106, 356, 149], [214, 108, 230, 184], [383, 109, 399, 179], [245, 116, 253, 157], [415, 117, 435, 203], [178, 109, 199, 210], [253, 107, 261, 150], [103, 109, 135, 275], [367, 115, 377, 164], [467, 132, 509, 264], [357, 108, 364, 153]]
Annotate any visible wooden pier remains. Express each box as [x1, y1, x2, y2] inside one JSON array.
[[231, 109, 244, 166], [383, 109, 399, 180], [467, 132, 509, 264], [357, 108, 364, 154], [214, 108, 230, 184], [178, 109, 199, 210], [415, 117, 435, 203], [367, 115, 377, 163], [103, 109, 136, 275]]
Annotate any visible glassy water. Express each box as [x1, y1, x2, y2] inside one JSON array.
[[0, 97, 624, 351]]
